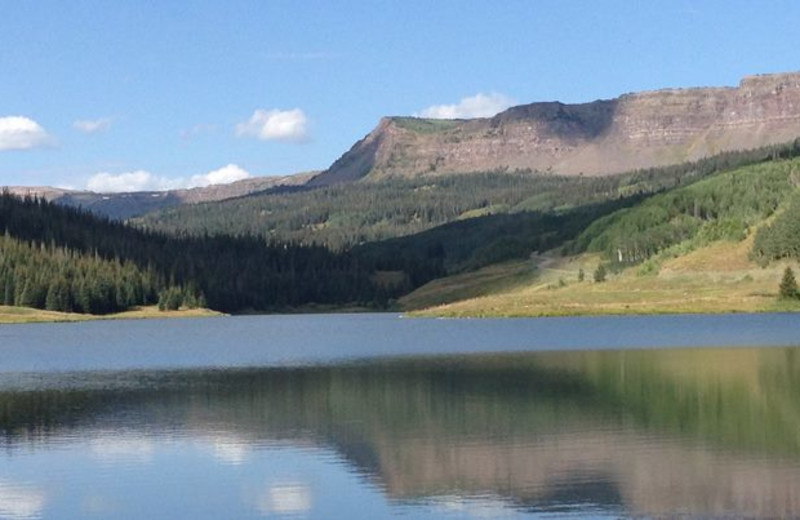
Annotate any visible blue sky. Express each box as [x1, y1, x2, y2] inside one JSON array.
[[2, 0, 800, 191]]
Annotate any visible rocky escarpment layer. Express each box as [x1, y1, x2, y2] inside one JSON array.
[[311, 72, 800, 185]]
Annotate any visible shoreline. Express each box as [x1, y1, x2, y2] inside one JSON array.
[[3, 301, 799, 325], [0, 305, 225, 325], [408, 302, 800, 319]]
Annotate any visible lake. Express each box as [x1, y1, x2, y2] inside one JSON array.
[[2, 313, 800, 519]]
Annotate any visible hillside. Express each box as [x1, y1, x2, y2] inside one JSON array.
[[137, 144, 798, 250], [402, 243, 796, 317], [402, 157, 800, 316], [137, 172, 643, 250], [311, 72, 800, 186], [4, 172, 312, 220]]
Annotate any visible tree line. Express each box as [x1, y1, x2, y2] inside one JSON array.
[[0, 232, 163, 314], [0, 193, 377, 313]]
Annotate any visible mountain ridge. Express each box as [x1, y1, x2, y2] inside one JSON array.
[[310, 72, 800, 186]]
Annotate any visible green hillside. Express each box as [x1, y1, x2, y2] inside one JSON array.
[[404, 157, 800, 316], [135, 143, 799, 251], [571, 158, 800, 264]]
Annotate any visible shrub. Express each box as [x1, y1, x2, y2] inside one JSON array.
[[594, 264, 607, 283]]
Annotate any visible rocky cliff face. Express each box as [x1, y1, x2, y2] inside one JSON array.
[[311, 72, 800, 185]]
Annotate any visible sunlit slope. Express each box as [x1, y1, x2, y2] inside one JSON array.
[[404, 158, 800, 316]]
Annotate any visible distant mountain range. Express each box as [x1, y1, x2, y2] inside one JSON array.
[[4, 173, 313, 219]]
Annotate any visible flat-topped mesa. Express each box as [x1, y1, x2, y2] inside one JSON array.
[[311, 71, 800, 186]]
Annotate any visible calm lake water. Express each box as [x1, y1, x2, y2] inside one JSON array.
[[2, 313, 800, 519]]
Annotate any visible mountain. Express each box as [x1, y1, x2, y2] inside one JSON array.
[[11, 72, 800, 221], [311, 72, 800, 186], [4, 172, 313, 220]]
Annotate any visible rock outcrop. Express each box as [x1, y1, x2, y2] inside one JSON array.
[[311, 72, 800, 185]]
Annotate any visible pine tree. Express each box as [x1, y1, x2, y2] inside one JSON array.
[[45, 281, 62, 311], [2, 273, 13, 306], [18, 280, 35, 308], [779, 266, 799, 299]]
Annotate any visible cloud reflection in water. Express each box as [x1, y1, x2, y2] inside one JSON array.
[[256, 483, 313, 516], [0, 482, 46, 520]]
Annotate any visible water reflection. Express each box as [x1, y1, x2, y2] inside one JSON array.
[[0, 482, 46, 520], [2, 346, 800, 518], [257, 483, 313, 515]]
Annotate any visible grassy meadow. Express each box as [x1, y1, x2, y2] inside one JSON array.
[[401, 237, 800, 317]]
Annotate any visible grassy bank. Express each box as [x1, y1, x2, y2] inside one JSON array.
[[0, 305, 224, 325], [401, 238, 800, 317]]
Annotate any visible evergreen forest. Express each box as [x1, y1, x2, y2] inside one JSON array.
[[0, 193, 376, 313]]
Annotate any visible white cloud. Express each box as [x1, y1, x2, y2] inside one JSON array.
[[86, 164, 251, 193], [73, 117, 112, 134], [87, 170, 182, 192], [188, 163, 250, 188], [416, 92, 516, 119], [0, 116, 54, 151], [235, 108, 309, 142]]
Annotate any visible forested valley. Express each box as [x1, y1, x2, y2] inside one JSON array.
[[5, 140, 800, 316]]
